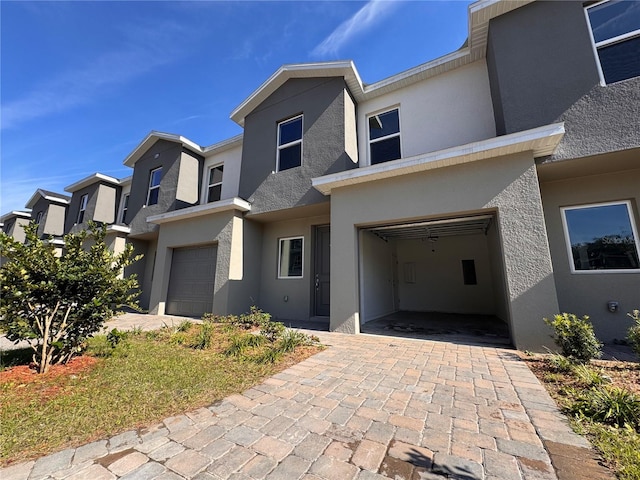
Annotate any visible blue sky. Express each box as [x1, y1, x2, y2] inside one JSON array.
[[1, 0, 472, 214]]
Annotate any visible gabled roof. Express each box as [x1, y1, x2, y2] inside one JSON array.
[[25, 189, 71, 209], [203, 134, 243, 156], [64, 173, 121, 193], [230, 0, 533, 126], [123, 131, 204, 167], [0, 210, 32, 223]]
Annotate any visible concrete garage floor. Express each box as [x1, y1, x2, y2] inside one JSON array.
[[361, 311, 512, 348]]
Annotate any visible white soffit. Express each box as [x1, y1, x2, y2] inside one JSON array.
[[0, 210, 32, 222], [25, 189, 71, 209], [146, 197, 252, 225], [65, 173, 120, 193], [123, 131, 204, 167], [312, 122, 565, 195]]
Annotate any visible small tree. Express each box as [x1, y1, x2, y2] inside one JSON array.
[[0, 222, 141, 373], [627, 309, 640, 357]]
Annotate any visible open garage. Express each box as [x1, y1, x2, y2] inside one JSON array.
[[358, 214, 512, 346]]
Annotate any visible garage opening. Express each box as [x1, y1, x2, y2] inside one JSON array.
[[358, 214, 512, 346], [166, 244, 217, 317]]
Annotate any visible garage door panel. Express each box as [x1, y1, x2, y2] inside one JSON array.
[[166, 245, 216, 317]]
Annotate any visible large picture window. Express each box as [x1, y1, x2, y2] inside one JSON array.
[[586, 0, 640, 84], [561, 201, 640, 273], [207, 165, 224, 203], [368, 108, 401, 165], [278, 236, 303, 278], [147, 167, 162, 206], [277, 115, 303, 171]]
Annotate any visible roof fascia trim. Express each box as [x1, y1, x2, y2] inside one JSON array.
[[312, 123, 565, 195], [64, 173, 120, 193], [146, 197, 251, 225], [123, 131, 204, 167]]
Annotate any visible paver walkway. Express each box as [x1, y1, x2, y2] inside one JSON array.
[[2, 317, 613, 480]]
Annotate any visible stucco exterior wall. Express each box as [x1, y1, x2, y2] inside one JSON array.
[[147, 211, 260, 317], [39, 202, 66, 238], [329, 152, 559, 350], [357, 61, 496, 166], [239, 77, 355, 216], [124, 239, 150, 309], [540, 167, 640, 342], [258, 214, 331, 322], [66, 182, 118, 233], [127, 141, 203, 236], [4, 217, 30, 243], [94, 184, 117, 224], [486, 0, 640, 160], [201, 144, 243, 203]]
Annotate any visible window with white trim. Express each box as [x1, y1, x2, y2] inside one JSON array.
[[277, 115, 303, 171], [120, 194, 130, 224], [147, 167, 162, 206], [207, 165, 224, 203], [278, 236, 303, 278], [368, 108, 401, 165], [77, 194, 88, 224], [561, 201, 640, 272], [586, 0, 640, 84]]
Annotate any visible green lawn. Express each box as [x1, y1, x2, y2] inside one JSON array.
[[0, 322, 320, 465]]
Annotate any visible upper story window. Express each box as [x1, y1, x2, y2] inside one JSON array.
[[368, 108, 401, 165], [147, 167, 162, 206], [586, 0, 640, 84], [120, 194, 130, 224], [207, 165, 224, 203], [35, 211, 43, 224], [77, 194, 88, 224], [561, 200, 640, 273], [277, 115, 303, 171]]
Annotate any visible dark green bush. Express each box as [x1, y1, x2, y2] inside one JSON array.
[[544, 313, 602, 363], [626, 310, 640, 357]]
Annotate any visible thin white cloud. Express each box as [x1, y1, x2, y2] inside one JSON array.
[[311, 0, 399, 58], [1, 21, 193, 130]]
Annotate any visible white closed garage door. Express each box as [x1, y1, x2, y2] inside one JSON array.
[[166, 245, 217, 317]]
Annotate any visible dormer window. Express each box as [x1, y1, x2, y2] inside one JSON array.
[[277, 115, 303, 171], [368, 108, 401, 165], [147, 167, 162, 206], [586, 0, 640, 84], [207, 165, 224, 203], [77, 194, 88, 224]]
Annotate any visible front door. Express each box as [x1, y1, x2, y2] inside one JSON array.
[[313, 225, 330, 316]]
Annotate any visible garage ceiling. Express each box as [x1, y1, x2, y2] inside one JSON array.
[[366, 215, 493, 242]]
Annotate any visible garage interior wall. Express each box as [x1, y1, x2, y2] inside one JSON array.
[[396, 233, 496, 314], [360, 231, 396, 323]]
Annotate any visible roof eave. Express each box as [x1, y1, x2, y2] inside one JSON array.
[[123, 131, 204, 168], [64, 173, 120, 193], [312, 123, 565, 195]]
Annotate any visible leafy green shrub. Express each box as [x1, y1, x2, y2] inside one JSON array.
[[169, 332, 189, 346], [255, 347, 283, 364], [224, 333, 265, 357], [0, 222, 141, 373], [626, 309, 640, 357], [176, 320, 193, 332], [190, 322, 215, 350], [106, 328, 128, 347], [567, 386, 640, 430], [573, 364, 606, 387], [547, 352, 574, 373], [544, 313, 602, 363], [261, 321, 286, 343], [278, 329, 311, 353]]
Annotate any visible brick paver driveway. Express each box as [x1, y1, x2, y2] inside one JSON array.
[[2, 326, 611, 480]]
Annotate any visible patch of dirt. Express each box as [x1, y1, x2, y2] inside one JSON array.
[[524, 355, 640, 396], [0, 355, 100, 386]]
